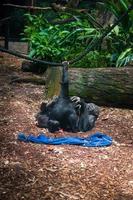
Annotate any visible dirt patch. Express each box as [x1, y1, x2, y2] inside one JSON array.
[[0, 52, 133, 200]]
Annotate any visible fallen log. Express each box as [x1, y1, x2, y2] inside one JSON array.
[[46, 67, 133, 108], [21, 60, 47, 74], [10, 74, 45, 85]]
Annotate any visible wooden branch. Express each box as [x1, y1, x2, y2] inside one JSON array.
[[3, 4, 52, 11], [0, 17, 11, 24], [31, 0, 34, 7], [51, 3, 87, 13], [3, 3, 88, 14], [51, 17, 77, 25]]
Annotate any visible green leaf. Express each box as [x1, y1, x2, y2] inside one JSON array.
[[113, 25, 119, 36], [119, 0, 128, 10], [118, 48, 132, 60], [29, 49, 36, 58], [116, 48, 133, 67]]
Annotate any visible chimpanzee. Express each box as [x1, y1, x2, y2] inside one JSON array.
[[36, 62, 78, 132], [36, 62, 99, 132], [36, 96, 61, 132], [71, 96, 99, 132]]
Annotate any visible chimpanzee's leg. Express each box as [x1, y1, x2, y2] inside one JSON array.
[[48, 119, 60, 133], [68, 113, 78, 132], [37, 114, 49, 128]]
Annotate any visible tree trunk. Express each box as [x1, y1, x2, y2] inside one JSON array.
[[45, 66, 62, 100], [46, 67, 133, 108]]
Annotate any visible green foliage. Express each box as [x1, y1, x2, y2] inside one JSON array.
[[116, 48, 133, 67], [100, 0, 133, 30], [106, 24, 133, 67], [22, 13, 101, 64], [72, 50, 110, 68], [97, 0, 133, 67], [22, 1, 133, 68]]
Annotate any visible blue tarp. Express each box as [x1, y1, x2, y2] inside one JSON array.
[[18, 132, 112, 147]]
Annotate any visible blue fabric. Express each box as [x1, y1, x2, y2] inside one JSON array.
[[17, 132, 112, 147]]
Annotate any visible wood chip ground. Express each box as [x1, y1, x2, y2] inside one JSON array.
[[0, 52, 133, 200]]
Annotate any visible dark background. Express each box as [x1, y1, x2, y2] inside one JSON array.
[[0, 1, 29, 39]]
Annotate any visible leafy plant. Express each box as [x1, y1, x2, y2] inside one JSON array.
[[116, 48, 133, 67], [99, 0, 133, 30], [97, 0, 133, 67], [22, 1, 133, 68], [22, 13, 101, 64]]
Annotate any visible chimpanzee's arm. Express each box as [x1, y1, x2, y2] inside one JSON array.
[[60, 61, 69, 98]]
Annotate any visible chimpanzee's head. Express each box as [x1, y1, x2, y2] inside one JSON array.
[[87, 103, 99, 118]]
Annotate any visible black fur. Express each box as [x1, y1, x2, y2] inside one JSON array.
[[36, 64, 99, 133], [71, 96, 99, 132], [36, 64, 78, 132]]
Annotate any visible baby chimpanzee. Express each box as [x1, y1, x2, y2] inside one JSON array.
[[71, 96, 99, 132]]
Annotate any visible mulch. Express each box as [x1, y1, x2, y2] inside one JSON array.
[[0, 52, 133, 200]]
